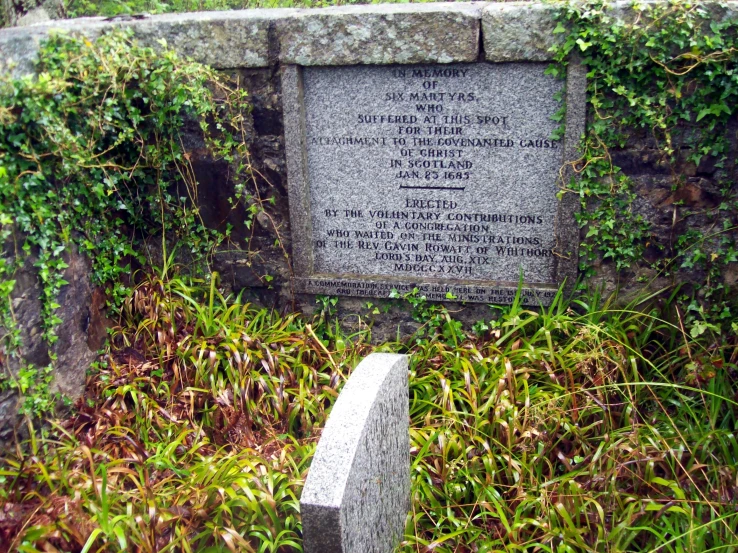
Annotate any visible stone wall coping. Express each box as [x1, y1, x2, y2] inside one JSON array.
[[283, 2, 483, 17], [277, 2, 482, 66], [3, 1, 738, 76], [0, 2, 481, 76]]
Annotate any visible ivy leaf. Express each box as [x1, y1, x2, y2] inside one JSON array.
[[695, 107, 711, 122], [576, 38, 592, 51], [696, 103, 731, 121]]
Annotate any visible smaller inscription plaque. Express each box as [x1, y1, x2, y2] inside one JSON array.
[[284, 61, 583, 305]]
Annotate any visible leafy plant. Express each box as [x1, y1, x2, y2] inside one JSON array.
[[0, 268, 374, 552], [399, 289, 738, 552], [0, 29, 259, 419], [389, 287, 464, 345], [0, 28, 252, 338], [1, 268, 737, 552], [550, 0, 738, 340]]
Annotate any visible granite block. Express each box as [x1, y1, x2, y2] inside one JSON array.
[[482, 2, 562, 62], [126, 10, 276, 68], [282, 64, 314, 278], [5, 1, 738, 79], [0, 19, 106, 77], [283, 61, 580, 304], [0, 9, 277, 77], [555, 58, 587, 291], [278, 3, 481, 66], [301, 353, 410, 553], [1, 2, 482, 77]]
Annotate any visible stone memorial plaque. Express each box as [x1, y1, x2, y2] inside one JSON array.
[[284, 62, 582, 305]]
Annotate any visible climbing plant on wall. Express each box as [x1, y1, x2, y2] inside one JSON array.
[[551, 0, 738, 337], [0, 29, 254, 413]]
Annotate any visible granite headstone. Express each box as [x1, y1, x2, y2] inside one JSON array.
[[300, 353, 410, 553]]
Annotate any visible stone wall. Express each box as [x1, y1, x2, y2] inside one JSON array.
[[0, 238, 109, 446], [1, 2, 737, 443]]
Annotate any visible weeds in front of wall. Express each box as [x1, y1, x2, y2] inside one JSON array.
[[400, 290, 738, 552], [0, 29, 293, 424], [1, 272, 736, 552], [390, 287, 465, 346], [0, 267, 373, 552]]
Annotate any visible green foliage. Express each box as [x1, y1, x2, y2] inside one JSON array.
[[0, 29, 255, 417], [311, 294, 339, 342], [0, 29, 251, 339], [551, 0, 738, 334], [314, 294, 338, 321], [12, 364, 58, 417], [399, 292, 738, 552], [0, 269, 374, 552], [389, 287, 464, 345], [0, 361, 59, 418], [3, 275, 736, 552]]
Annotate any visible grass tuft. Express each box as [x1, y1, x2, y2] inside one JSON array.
[[1, 268, 371, 552], [1, 272, 737, 552]]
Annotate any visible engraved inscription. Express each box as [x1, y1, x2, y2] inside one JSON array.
[[300, 278, 560, 305], [302, 63, 564, 285]]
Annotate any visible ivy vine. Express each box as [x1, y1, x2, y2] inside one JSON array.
[[0, 29, 255, 415], [551, 0, 738, 335]]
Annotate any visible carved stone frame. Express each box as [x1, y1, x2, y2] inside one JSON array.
[[282, 61, 585, 306]]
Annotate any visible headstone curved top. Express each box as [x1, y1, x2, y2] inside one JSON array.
[[300, 353, 410, 553]]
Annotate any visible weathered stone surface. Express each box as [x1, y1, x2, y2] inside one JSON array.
[[608, 0, 738, 28], [482, 2, 561, 62], [0, 9, 277, 78], [0, 240, 107, 450], [278, 3, 481, 66], [284, 61, 583, 305], [127, 11, 277, 68], [301, 353, 410, 553], [15, 7, 51, 26], [0, 22, 88, 77], [0, 2, 482, 79], [556, 58, 587, 288]]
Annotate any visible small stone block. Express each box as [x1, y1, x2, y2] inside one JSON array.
[[482, 2, 562, 62], [0, 9, 277, 78], [127, 11, 275, 69], [301, 353, 410, 553], [279, 3, 481, 66]]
